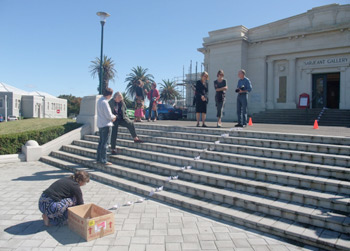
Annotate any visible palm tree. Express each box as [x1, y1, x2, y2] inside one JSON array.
[[125, 66, 154, 98], [122, 92, 134, 109], [90, 55, 117, 93], [159, 79, 181, 104]]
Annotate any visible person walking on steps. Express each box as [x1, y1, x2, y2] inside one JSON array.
[[195, 71, 209, 127], [109, 92, 143, 155], [235, 69, 252, 128], [145, 82, 160, 122], [214, 69, 228, 128]]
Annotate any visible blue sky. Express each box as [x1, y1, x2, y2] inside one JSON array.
[[1, 0, 348, 97]]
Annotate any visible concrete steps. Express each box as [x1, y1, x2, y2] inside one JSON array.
[[252, 109, 350, 127], [86, 135, 350, 182], [130, 123, 350, 145], [56, 143, 350, 214], [115, 127, 350, 155], [40, 123, 350, 250], [46, 149, 350, 235], [66, 142, 350, 196], [92, 133, 350, 167]]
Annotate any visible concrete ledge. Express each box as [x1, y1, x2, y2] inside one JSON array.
[[0, 153, 25, 164], [22, 124, 90, 162]]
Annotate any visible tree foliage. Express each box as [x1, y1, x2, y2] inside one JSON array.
[[122, 92, 134, 109], [125, 66, 154, 98], [58, 94, 82, 116], [159, 79, 181, 104], [90, 55, 117, 93]]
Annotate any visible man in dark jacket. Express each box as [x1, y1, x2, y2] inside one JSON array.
[[109, 92, 142, 155]]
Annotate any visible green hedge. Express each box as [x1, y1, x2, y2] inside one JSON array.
[[0, 122, 81, 155]]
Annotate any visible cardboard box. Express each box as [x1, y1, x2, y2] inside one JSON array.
[[68, 203, 115, 241]]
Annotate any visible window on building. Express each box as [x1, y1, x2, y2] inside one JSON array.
[[18, 100, 21, 109], [0, 98, 3, 108], [277, 76, 287, 103], [15, 99, 18, 109]]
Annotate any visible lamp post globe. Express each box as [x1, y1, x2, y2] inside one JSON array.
[[96, 11, 110, 95]]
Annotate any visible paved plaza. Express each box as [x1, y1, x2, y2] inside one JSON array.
[[0, 161, 317, 251]]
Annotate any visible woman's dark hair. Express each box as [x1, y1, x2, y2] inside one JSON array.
[[71, 170, 90, 183], [217, 70, 224, 77], [136, 80, 144, 86]]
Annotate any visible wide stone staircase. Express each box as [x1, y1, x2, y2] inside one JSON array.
[[252, 109, 350, 127], [41, 124, 350, 250]]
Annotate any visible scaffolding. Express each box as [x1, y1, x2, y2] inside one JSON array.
[[171, 61, 204, 119]]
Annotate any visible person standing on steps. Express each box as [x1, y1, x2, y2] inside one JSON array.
[[97, 88, 116, 165], [145, 82, 160, 122], [38, 170, 90, 226], [195, 71, 209, 127], [109, 92, 143, 155], [235, 69, 252, 128], [214, 69, 228, 128]]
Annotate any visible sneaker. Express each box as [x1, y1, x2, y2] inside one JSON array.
[[217, 123, 222, 128], [196, 123, 200, 127], [235, 124, 243, 127], [242, 124, 247, 128], [202, 124, 208, 127]]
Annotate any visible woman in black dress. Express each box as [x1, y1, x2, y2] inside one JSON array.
[[195, 71, 209, 127]]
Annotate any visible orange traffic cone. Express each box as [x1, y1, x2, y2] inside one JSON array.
[[313, 120, 319, 129], [248, 117, 253, 126]]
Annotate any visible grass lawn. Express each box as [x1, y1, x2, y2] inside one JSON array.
[[0, 118, 75, 135]]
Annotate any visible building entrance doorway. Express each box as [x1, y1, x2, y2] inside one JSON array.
[[312, 73, 340, 109]]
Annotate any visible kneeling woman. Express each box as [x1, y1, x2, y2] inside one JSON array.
[[38, 170, 90, 226]]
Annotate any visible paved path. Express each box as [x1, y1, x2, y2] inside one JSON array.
[[143, 120, 350, 137], [0, 161, 316, 251]]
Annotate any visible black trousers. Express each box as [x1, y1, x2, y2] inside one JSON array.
[[111, 119, 137, 149]]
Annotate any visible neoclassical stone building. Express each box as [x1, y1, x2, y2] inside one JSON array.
[[198, 4, 350, 121]]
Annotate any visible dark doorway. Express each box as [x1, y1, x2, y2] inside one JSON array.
[[312, 73, 340, 109]]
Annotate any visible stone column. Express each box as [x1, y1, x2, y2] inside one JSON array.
[[339, 67, 347, 109], [266, 60, 274, 109], [287, 58, 296, 108], [77, 95, 102, 134]]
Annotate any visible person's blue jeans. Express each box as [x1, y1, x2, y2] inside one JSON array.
[[237, 94, 248, 125], [97, 126, 111, 163]]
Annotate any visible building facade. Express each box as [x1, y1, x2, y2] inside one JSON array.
[[198, 4, 350, 121], [0, 83, 67, 119]]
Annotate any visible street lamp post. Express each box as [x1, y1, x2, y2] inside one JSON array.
[[96, 11, 110, 95]]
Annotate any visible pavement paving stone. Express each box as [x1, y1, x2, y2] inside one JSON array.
[[199, 240, 217, 250], [0, 161, 315, 251]]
